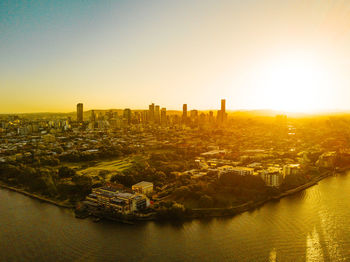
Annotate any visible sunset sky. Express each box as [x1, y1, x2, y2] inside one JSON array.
[[2, 0, 350, 113]]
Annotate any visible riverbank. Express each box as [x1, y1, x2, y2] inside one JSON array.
[[83, 171, 335, 222], [189, 171, 334, 218], [0, 182, 74, 208], [0, 170, 337, 222]]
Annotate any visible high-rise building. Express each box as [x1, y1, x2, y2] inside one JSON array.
[[142, 110, 148, 123], [149, 103, 155, 123], [190, 110, 198, 119], [155, 105, 160, 124], [209, 111, 214, 123], [182, 104, 187, 122], [217, 99, 227, 123], [90, 110, 96, 122], [221, 99, 226, 114], [161, 108, 167, 126], [123, 108, 132, 124], [77, 103, 83, 122]]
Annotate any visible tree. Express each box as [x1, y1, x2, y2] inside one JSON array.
[[71, 174, 93, 198], [198, 195, 214, 208], [154, 171, 166, 181], [58, 166, 76, 178], [156, 202, 186, 220], [111, 173, 136, 187], [173, 186, 190, 199]]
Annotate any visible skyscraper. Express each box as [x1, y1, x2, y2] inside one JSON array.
[[209, 111, 214, 123], [217, 99, 227, 123], [190, 109, 198, 119], [77, 103, 83, 122], [221, 99, 226, 115], [155, 105, 160, 124], [161, 107, 167, 126], [149, 103, 155, 123], [123, 108, 132, 124], [182, 104, 187, 122], [90, 110, 96, 122]]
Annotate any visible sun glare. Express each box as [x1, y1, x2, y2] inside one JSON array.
[[252, 52, 334, 113]]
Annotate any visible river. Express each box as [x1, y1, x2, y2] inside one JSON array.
[[1, 173, 350, 262]]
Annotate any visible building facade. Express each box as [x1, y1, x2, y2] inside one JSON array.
[[132, 181, 154, 195], [85, 184, 150, 215], [77, 103, 83, 122], [260, 167, 283, 187]]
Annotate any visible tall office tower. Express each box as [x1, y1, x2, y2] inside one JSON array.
[[209, 111, 214, 123], [142, 110, 148, 123], [77, 103, 83, 122], [217, 110, 222, 122], [161, 108, 167, 126], [190, 109, 198, 118], [182, 104, 187, 122], [89, 110, 96, 129], [221, 99, 226, 114], [149, 103, 155, 122], [199, 113, 206, 125], [218, 99, 227, 123], [90, 110, 96, 122], [134, 112, 141, 124], [123, 108, 132, 124], [155, 105, 160, 124]]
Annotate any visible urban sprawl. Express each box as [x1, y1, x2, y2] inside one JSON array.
[[0, 99, 349, 221]]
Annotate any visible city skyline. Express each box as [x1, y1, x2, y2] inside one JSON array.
[[76, 98, 226, 128], [2, 1, 350, 113]]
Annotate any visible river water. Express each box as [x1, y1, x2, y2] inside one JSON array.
[[1, 173, 350, 262]]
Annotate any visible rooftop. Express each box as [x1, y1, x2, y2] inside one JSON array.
[[132, 181, 153, 188], [116, 192, 135, 199]]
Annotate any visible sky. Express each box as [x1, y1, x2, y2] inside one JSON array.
[[1, 0, 350, 113]]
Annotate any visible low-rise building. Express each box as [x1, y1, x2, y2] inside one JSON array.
[[283, 164, 300, 176], [86, 184, 150, 215], [260, 167, 283, 187], [217, 166, 254, 178], [132, 181, 154, 195], [201, 149, 227, 157], [317, 152, 336, 168]]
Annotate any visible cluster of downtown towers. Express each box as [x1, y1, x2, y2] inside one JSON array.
[[76, 99, 227, 126]]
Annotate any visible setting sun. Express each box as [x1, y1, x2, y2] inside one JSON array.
[[252, 52, 336, 113]]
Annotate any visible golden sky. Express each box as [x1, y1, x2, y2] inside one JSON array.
[[1, 0, 350, 113]]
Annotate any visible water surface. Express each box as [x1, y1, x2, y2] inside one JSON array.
[[1, 174, 350, 261]]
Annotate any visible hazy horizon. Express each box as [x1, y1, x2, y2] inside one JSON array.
[[2, 106, 350, 117]]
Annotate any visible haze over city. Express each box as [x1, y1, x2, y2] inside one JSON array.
[[2, 0, 350, 113]]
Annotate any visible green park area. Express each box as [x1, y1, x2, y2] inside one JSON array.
[[77, 157, 134, 181]]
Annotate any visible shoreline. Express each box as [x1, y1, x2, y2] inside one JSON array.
[[188, 171, 334, 219], [0, 182, 74, 209], [0, 170, 337, 222]]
